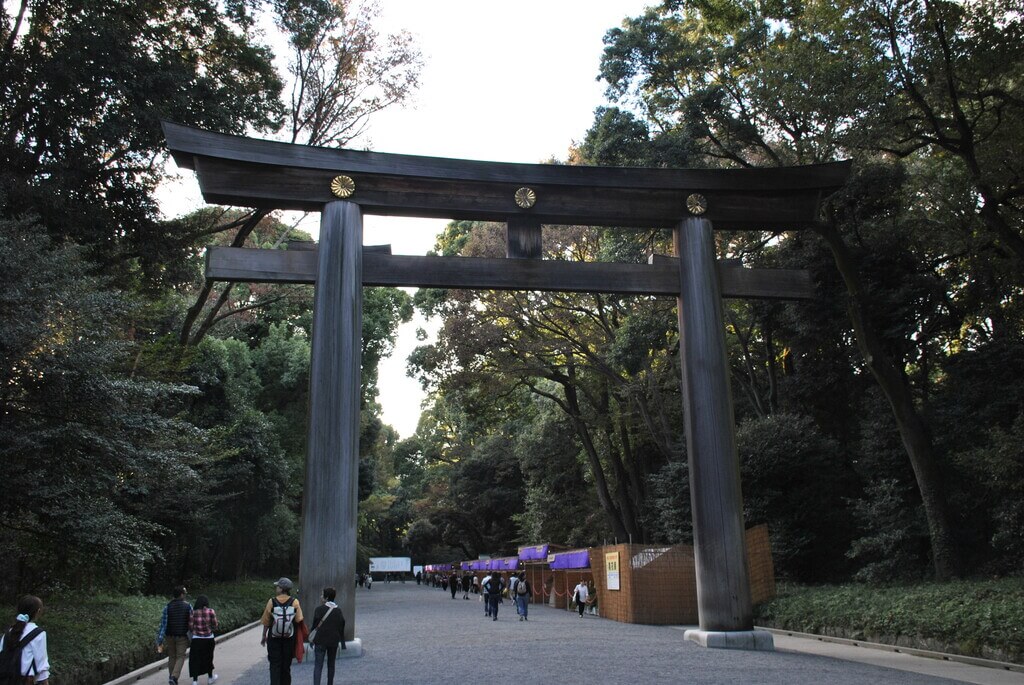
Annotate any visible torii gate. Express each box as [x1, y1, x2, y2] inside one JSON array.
[[163, 121, 849, 651]]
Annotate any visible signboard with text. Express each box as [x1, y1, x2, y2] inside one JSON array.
[[605, 551, 620, 591]]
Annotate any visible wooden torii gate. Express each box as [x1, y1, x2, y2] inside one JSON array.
[[163, 122, 849, 651]]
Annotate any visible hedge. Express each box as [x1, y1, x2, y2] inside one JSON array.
[[754, 578, 1024, 664]]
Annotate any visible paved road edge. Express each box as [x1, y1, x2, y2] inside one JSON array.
[[104, 620, 262, 685], [755, 626, 1024, 674]]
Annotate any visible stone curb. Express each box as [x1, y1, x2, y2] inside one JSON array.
[[757, 626, 1024, 674], [103, 620, 261, 685]]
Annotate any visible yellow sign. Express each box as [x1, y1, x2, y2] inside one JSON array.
[[605, 551, 620, 591]]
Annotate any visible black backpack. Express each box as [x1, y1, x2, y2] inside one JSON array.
[[485, 577, 501, 594], [0, 627, 44, 684]]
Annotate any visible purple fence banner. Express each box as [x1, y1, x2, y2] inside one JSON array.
[[518, 544, 549, 561], [549, 549, 591, 569]]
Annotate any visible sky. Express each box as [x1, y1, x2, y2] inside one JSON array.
[[160, 0, 653, 438]]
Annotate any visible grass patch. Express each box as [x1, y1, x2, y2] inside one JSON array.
[[754, 577, 1024, 663], [41, 578, 273, 685]]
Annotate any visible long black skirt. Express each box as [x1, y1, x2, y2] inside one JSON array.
[[189, 637, 216, 678]]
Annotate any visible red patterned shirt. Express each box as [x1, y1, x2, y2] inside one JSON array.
[[189, 607, 218, 638]]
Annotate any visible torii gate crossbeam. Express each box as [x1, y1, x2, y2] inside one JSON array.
[[163, 121, 850, 652]]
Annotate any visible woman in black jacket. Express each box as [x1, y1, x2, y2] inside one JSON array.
[[310, 587, 345, 685]]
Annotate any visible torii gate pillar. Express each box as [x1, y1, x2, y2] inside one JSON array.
[[299, 200, 362, 643], [675, 217, 772, 650]]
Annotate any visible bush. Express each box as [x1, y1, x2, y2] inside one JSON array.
[[755, 578, 1024, 663], [40, 578, 273, 685], [737, 414, 858, 581]]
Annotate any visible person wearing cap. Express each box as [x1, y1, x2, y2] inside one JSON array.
[[260, 578, 304, 685]]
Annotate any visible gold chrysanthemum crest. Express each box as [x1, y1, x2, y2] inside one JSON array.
[[686, 193, 708, 215], [514, 187, 537, 209], [330, 175, 356, 198]]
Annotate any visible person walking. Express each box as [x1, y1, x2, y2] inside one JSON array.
[[309, 587, 345, 685], [187, 594, 219, 685], [156, 586, 192, 685], [481, 573, 492, 617], [461, 573, 471, 600], [448, 572, 458, 600], [484, 573, 502, 621], [261, 578, 304, 685], [572, 579, 589, 618], [514, 572, 531, 621], [0, 595, 49, 683]]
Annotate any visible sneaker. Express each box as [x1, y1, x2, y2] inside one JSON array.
[[210, 676, 219, 684], [492, 617, 497, 621]]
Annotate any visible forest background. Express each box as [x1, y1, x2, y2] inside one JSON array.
[[1, 0, 1023, 611]]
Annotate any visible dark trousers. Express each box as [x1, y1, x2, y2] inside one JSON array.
[[488, 594, 500, 619], [313, 644, 339, 685], [267, 636, 295, 685], [483, 592, 490, 615]]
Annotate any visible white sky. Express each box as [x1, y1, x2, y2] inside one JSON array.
[[160, 0, 653, 438]]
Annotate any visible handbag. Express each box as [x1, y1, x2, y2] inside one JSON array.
[[307, 605, 334, 644]]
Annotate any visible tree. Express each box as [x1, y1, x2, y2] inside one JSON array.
[[178, 0, 422, 345], [0, 0, 284, 282], [593, 0, 1024, 579], [0, 221, 204, 593], [411, 221, 684, 544]]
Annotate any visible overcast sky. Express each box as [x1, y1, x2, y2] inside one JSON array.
[[160, 0, 653, 438]]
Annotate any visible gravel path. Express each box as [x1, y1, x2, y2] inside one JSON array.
[[216, 583, 970, 685]]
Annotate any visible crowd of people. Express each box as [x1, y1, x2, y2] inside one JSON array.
[[418, 570, 598, 620]]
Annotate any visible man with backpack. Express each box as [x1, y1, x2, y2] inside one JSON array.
[[155, 586, 192, 685], [481, 573, 492, 617], [514, 572, 531, 621], [260, 577, 304, 685]]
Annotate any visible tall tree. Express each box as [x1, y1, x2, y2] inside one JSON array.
[[0, 0, 284, 280], [592, 0, 1024, 579]]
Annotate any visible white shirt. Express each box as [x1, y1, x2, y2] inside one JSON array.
[[0, 621, 49, 682], [481, 574, 492, 591], [574, 583, 589, 603]]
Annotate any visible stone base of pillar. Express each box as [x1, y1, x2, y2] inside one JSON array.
[[337, 638, 363, 658], [684, 629, 775, 651]]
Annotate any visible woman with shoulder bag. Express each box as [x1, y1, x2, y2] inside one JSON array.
[[308, 587, 345, 685]]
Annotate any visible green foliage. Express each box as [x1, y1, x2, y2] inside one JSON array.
[[644, 459, 691, 545], [0, 222, 205, 594], [737, 414, 857, 581], [755, 579, 1024, 663], [512, 407, 596, 547], [0, 0, 284, 284]]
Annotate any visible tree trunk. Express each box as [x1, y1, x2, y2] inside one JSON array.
[[816, 221, 960, 579]]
